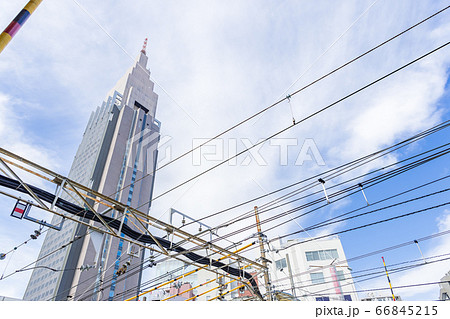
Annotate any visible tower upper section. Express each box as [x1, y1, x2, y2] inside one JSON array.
[[107, 44, 158, 119]]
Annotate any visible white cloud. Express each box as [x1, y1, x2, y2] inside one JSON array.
[[437, 210, 450, 232], [0, 93, 60, 183]]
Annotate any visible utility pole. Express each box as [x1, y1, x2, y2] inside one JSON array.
[[382, 256, 396, 301], [0, 0, 43, 54], [254, 206, 272, 300], [285, 253, 297, 298]]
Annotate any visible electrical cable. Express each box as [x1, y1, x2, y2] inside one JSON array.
[[157, 115, 449, 262], [1, 225, 47, 259], [289, 174, 450, 236], [254, 138, 450, 216], [209, 196, 450, 277], [145, 40, 450, 205], [109, 5, 450, 201], [275, 201, 450, 249], [272, 228, 450, 289], [286, 187, 450, 237], [28, 32, 448, 302], [259, 147, 450, 237], [72, 194, 450, 301], [2, 122, 446, 300], [224, 142, 450, 234], [190, 145, 450, 245], [112, 140, 450, 300], [179, 119, 450, 231], [295, 256, 450, 299], [125, 139, 448, 276], [265, 150, 450, 241], [275, 255, 450, 292], [81, 179, 449, 302], [81, 242, 257, 301]]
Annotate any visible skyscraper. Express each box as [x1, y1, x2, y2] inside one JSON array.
[[23, 44, 160, 301]]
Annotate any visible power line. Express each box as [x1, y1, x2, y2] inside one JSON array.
[[2, 4, 448, 301], [75, 172, 448, 302], [260, 148, 450, 237], [108, 5, 450, 202], [7, 141, 446, 300], [273, 254, 450, 293], [146, 40, 450, 205], [90, 159, 450, 300], [268, 228, 450, 290], [179, 119, 450, 231], [2, 119, 446, 300], [145, 137, 450, 266], [255, 139, 450, 216], [296, 258, 450, 299], [195, 144, 450, 245], [276, 201, 450, 249], [230, 143, 450, 233], [290, 175, 450, 236], [114, 224, 450, 301], [211, 195, 450, 272]]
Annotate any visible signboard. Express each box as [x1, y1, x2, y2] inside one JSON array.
[[11, 200, 30, 219]]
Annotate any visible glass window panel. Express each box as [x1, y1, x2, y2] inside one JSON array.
[[310, 272, 324, 284], [336, 270, 345, 281], [275, 258, 287, 270]]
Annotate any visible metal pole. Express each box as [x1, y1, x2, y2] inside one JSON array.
[[0, 0, 43, 54], [358, 183, 370, 206], [414, 240, 427, 264], [285, 253, 297, 298], [254, 206, 271, 300], [318, 178, 330, 204], [382, 256, 396, 301]]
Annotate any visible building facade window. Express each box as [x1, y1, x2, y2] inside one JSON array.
[[305, 249, 339, 261], [275, 258, 287, 270], [336, 270, 345, 281], [310, 272, 325, 284], [316, 296, 330, 301]]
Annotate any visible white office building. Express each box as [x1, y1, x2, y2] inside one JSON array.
[[267, 236, 358, 301]]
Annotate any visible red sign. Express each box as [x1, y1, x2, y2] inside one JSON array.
[[11, 200, 29, 219]]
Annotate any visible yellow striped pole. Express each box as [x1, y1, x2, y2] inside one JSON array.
[[382, 256, 396, 301], [0, 0, 43, 54]]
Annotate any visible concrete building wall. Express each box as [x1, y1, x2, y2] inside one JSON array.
[[439, 271, 450, 301], [267, 236, 358, 301]]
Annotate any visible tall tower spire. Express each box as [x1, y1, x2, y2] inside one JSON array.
[[23, 39, 160, 301], [141, 37, 148, 55]]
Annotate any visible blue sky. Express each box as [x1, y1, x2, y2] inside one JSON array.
[[0, 0, 450, 301]]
